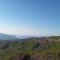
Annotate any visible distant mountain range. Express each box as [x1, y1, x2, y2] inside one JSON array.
[[0, 33, 35, 40], [0, 33, 45, 40], [16, 35, 44, 39], [0, 33, 17, 40]]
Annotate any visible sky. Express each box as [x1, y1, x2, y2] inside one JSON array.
[[0, 0, 60, 36]]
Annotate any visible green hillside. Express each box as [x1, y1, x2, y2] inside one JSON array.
[[0, 36, 60, 60]]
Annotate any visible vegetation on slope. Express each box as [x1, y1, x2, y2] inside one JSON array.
[[0, 36, 60, 60]]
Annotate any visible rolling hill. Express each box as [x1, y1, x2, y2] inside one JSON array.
[[0, 36, 60, 60]]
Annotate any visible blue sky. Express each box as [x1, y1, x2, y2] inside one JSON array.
[[0, 0, 60, 36]]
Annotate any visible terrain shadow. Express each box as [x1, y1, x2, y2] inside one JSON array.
[[12, 54, 31, 60], [22, 55, 31, 60]]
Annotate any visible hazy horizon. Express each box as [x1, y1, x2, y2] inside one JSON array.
[[0, 0, 60, 36]]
